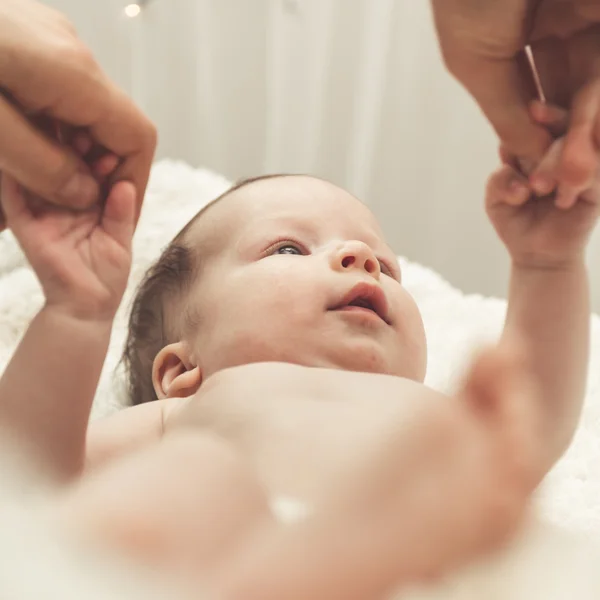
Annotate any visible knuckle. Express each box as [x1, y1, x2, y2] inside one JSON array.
[[54, 10, 78, 36], [74, 44, 99, 72], [62, 18, 79, 37], [144, 117, 158, 144], [53, 40, 98, 74], [134, 113, 158, 150], [142, 118, 158, 153]]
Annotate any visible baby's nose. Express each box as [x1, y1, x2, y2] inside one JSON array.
[[336, 242, 380, 278]]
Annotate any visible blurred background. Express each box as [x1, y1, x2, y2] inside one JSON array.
[[43, 0, 600, 311]]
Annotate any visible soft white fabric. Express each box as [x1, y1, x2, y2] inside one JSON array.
[[0, 160, 600, 595]]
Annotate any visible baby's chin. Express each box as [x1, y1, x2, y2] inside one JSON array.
[[214, 337, 425, 380], [296, 343, 423, 381], [337, 357, 423, 381]]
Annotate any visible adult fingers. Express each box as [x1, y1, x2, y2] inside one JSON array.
[[2, 39, 156, 223], [430, 0, 552, 166], [529, 99, 569, 137], [0, 93, 99, 209], [84, 85, 157, 224], [450, 54, 551, 167]]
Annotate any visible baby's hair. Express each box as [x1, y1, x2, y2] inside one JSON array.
[[122, 174, 292, 405]]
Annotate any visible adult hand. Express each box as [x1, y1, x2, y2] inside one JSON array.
[[431, 0, 600, 173], [0, 0, 156, 228]]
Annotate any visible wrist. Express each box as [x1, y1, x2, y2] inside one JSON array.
[[41, 302, 115, 333], [510, 252, 586, 273]]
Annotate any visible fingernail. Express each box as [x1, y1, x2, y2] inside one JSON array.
[[510, 179, 528, 193], [58, 173, 99, 208], [507, 180, 529, 205]]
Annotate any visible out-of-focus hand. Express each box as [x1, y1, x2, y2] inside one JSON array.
[[431, 0, 600, 180], [0, 0, 156, 229]]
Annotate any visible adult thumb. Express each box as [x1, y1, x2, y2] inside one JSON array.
[[0, 95, 99, 210], [444, 51, 553, 170]]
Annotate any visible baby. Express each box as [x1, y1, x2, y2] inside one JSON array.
[[88, 102, 595, 488], [0, 99, 597, 596]]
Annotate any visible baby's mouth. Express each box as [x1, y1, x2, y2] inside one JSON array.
[[330, 282, 390, 324]]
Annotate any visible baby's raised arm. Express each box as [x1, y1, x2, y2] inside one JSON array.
[[0, 170, 136, 479], [487, 101, 599, 471]]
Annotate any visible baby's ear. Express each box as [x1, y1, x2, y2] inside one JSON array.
[[152, 343, 202, 399]]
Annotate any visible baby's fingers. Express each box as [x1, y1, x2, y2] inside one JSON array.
[[529, 138, 563, 197], [486, 166, 530, 208], [556, 81, 600, 209], [528, 102, 566, 198], [529, 96, 599, 208], [101, 181, 136, 250]]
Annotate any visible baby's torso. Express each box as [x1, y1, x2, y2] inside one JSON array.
[[168, 361, 445, 504]]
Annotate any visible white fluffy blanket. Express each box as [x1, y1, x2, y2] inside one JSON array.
[[0, 160, 600, 596]]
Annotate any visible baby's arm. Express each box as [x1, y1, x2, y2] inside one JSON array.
[[0, 311, 114, 475], [502, 255, 589, 468], [488, 104, 599, 470], [206, 343, 542, 600], [0, 164, 135, 479]]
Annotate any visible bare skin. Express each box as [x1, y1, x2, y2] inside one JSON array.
[[0, 138, 134, 479], [88, 122, 598, 497], [80, 106, 596, 595], [0, 0, 156, 226], [0, 56, 595, 599], [55, 341, 542, 600], [431, 0, 600, 188]]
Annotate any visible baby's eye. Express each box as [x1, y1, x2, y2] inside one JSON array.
[[273, 243, 304, 256]]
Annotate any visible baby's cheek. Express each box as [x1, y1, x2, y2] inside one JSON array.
[[397, 292, 427, 381], [257, 265, 323, 321]]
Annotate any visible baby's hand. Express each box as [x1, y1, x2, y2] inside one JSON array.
[[0, 134, 135, 321], [488, 102, 600, 269]]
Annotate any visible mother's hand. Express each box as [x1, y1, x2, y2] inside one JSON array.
[[431, 0, 600, 181], [0, 0, 156, 228]]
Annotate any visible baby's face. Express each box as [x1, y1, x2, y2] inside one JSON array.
[[185, 176, 427, 381]]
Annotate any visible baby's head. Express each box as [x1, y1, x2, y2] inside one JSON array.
[[123, 175, 427, 405]]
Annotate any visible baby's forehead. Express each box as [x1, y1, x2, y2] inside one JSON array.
[[187, 175, 387, 252]]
